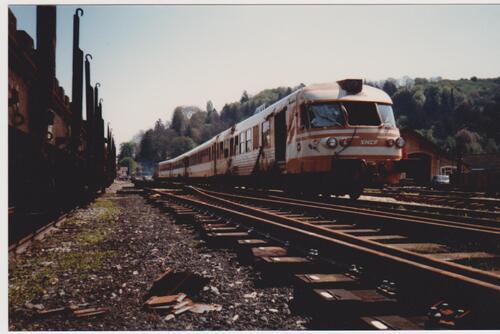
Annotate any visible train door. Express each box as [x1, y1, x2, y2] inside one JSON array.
[[212, 142, 217, 175], [274, 108, 287, 163]]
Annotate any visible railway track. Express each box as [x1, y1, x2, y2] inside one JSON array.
[[229, 186, 500, 224], [143, 184, 500, 329], [364, 188, 500, 212]]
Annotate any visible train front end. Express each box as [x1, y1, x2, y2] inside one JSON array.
[[292, 79, 405, 198]]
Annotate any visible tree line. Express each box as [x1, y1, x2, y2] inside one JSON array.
[[118, 77, 500, 175], [373, 77, 500, 156]]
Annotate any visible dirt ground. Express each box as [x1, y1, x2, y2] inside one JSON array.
[[8, 181, 310, 330]]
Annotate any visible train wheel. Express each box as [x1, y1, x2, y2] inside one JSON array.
[[348, 190, 362, 200], [348, 184, 363, 200]]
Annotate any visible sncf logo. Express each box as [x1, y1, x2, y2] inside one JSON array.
[[361, 140, 378, 145]]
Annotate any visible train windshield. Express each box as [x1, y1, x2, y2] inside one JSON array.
[[307, 103, 345, 128], [343, 101, 381, 126], [377, 104, 396, 128]]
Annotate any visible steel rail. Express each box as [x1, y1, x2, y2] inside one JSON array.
[[266, 194, 500, 233], [330, 195, 499, 221], [200, 187, 500, 237], [364, 189, 500, 210], [229, 187, 500, 227], [151, 186, 500, 302]]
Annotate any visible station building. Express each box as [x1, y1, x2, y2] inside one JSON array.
[[399, 128, 455, 185]]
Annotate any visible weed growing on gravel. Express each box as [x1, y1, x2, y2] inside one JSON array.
[[76, 224, 109, 245], [9, 250, 116, 307], [91, 199, 120, 223]]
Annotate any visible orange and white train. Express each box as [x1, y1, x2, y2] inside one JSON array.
[[156, 79, 406, 198]]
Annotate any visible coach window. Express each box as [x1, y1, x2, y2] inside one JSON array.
[[240, 132, 246, 154], [262, 120, 270, 147], [230, 138, 234, 156], [246, 128, 252, 152]]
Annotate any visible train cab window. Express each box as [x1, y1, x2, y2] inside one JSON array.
[[306, 103, 345, 128], [246, 129, 252, 152], [377, 104, 396, 128], [343, 101, 380, 126], [240, 132, 246, 154], [262, 121, 271, 147]]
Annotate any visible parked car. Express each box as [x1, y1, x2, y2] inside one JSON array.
[[431, 175, 450, 189]]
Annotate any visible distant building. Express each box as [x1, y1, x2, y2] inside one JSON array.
[[462, 153, 500, 172], [400, 129, 455, 185], [460, 153, 500, 193]]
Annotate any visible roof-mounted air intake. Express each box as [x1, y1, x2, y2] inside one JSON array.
[[337, 79, 363, 94]]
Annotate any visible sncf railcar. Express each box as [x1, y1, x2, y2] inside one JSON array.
[[156, 79, 405, 198]]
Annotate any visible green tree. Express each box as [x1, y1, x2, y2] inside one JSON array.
[[170, 108, 188, 135], [118, 141, 136, 161], [382, 79, 398, 97], [118, 157, 137, 176], [171, 136, 195, 157], [240, 90, 249, 103]]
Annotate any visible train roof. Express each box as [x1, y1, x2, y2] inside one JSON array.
[[159, 80, 392, 165], [303, 82, 392, 104]]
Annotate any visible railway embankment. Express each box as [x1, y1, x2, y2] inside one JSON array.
[[8, 181, 308, 331]]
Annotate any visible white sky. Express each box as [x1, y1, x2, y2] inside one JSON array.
[[9, 4, 500, 146]]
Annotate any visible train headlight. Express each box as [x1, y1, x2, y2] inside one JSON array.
[[326, 137, 338, 148], [395, 137, 406, 148], [386, 139, 395, 147]]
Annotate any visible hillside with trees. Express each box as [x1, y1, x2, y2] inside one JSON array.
[[376, 77, 500, 156], [118, 77, 500, 175]]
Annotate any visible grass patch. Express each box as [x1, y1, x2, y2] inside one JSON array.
[[76, 224, 109, 245], [91, 199, 120, 223], [9, 199, 121, 308], [9, 250, 116, 307]]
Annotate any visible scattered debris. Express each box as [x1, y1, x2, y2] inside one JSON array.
[[36, 307, 67, 317], [189, 303, 222, 314], [73, 307, 109, 318], [145, 293, 187, 308], [147, 268, 209, 298]]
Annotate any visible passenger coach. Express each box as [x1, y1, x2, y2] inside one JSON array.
[[156, 79, 406, 198]]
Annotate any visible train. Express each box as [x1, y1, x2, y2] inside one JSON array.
[[155, 79, 406, 199], [8, 6, 116, 243]]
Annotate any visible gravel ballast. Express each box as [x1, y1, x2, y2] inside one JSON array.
[[8, 182, 310, 330]]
